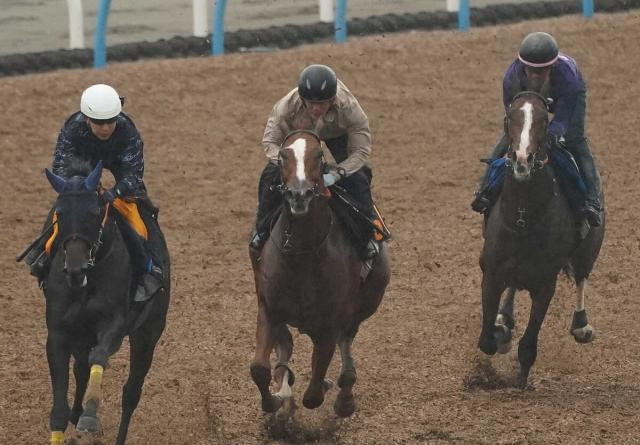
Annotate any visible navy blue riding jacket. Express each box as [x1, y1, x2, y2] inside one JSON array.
[[52, 111, 145, 196], [502, 53, 586, 138]]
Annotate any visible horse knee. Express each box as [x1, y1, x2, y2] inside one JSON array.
[[338, 369, 356, 389]]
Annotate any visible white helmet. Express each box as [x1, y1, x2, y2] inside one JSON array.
[[80, 84, 122, 120]]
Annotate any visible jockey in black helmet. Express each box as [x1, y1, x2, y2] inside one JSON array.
[[250, 64, 382, 259], [471, 32, 603, 227]]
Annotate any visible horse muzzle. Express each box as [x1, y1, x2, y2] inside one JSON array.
[[512, 160, 533, 182], [284, 189, 314, 216], [63, 238, 91, 288]]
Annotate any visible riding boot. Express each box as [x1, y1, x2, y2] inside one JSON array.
[[134, 261, 164, 303], [25, 244, 49, 281], [471, 133, 510, 213], [250, 162, 282, 250], [24, 207, 56, 282], [573, 146, 602, 227]]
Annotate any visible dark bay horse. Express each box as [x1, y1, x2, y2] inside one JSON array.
[[249, 130, 390, 417], [477, 91, 605, 388], [42, 161, 170, 445]]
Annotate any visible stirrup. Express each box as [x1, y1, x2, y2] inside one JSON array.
[[365, 239, 380, 259], [581, 205, 602, 228], [249, 231, 267, 250]]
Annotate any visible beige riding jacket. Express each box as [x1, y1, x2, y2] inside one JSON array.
[[262, 80, 372, 177]]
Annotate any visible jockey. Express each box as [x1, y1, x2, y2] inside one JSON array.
[[471, 32, 603, 227], [250, 64, 381, 259], [25, 84, 163, 301]]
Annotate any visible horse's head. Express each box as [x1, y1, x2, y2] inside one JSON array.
[[505, 92, 550, 182], [278, 130, 327, 217], [45, 161, 106, 289]]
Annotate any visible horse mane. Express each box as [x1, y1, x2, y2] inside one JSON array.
[[62, 158, 94, 178]]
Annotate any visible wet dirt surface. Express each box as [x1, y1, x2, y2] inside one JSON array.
[[1, 12, 639, 445]]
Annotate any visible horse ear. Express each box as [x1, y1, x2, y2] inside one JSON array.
[[45, 168, 67, 194], [84, 161, 103, 191]]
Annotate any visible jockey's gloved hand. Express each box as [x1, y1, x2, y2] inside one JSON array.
[[547, 133, 566, 150], [323, 172, 340, 187], [103, 187, 119, 203]]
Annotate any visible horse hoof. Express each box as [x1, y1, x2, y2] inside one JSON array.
[[334, 392, 356, 417], [478, 336, 497, 356], [76, 415, 98, 433], [303, 387, 326, 409], [571, 324, 595, 344]]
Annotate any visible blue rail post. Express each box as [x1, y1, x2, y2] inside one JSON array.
[[212, 0, 228, 55], [335, 0, 347, 43], [582, 0, 594, 18], [94, 0, 111, 68], [458, 0, 470, 31]]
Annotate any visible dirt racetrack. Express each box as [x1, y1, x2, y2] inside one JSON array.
[[1, 12, 639, 445]]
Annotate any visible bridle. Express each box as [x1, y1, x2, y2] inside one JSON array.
[[275, 129, 328, 199], [505, 91, 550, 174], [59, 191, 111, 268]]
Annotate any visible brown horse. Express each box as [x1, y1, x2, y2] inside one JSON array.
[[477, 91, 605, 388], [249, 130, 390, 417]]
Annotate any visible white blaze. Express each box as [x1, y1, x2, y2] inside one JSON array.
[[286, 138, 308, 182], [516, 102, 534, 160]]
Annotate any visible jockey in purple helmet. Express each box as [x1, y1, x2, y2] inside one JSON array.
[[471, 32, 602, 227]]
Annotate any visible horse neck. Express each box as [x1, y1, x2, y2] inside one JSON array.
[[500, 166, 555, 229], [274, 198, 332, 252]]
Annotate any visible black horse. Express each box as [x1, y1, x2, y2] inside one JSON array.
[[477, 91, 605, 388], [41, 161, 170, 445]]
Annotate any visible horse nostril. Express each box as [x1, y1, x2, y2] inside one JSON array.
[[304, 189, 313, 198]]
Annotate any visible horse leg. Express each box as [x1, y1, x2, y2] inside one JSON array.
[[570, 278, 594, 343], [273, 325, 295, 414], [517, 283, 555, 388], [114, 322, 164, 445], [77, 316, 126, 433], [334, 327, 359, 417], [250, 302, 282, 413], [47, 330, 71, 445], [495, 288, 516, 354], [69, 350, 90, 425], [478, 274, 506, 356], [303, 333, 336, 410]]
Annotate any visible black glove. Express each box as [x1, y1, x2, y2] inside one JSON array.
[[103, 187, 119, 203], [547, 133, 566, 150]]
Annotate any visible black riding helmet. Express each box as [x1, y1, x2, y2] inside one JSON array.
[[518, 32, 559, 67], [298, 64, 337, 102]]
